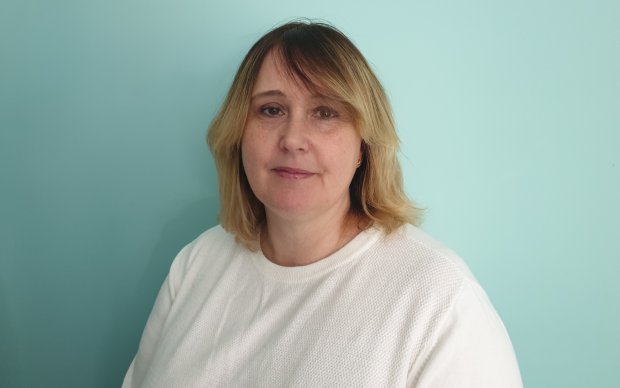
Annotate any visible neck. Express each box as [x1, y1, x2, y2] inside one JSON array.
[[261, 208, 363, 267]]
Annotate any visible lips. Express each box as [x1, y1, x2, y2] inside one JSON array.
[[272, 167, 315, 180]]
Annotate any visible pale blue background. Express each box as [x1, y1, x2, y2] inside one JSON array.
[[1, 1, 618, 387]]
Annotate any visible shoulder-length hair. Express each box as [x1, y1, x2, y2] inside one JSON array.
[[207, 20, 421, 249]]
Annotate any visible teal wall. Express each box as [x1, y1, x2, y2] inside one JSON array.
[[1, 1, 618, 387]]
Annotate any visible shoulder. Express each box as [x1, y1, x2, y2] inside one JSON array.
[[374, 226, 523, 386], [350, 224, 484, 343], [178, 224, 236, 262], [186, 224, 236, 255], [366, 224, 478, 294], [166, 225, 240, 290], [409, 274, 523, 386]]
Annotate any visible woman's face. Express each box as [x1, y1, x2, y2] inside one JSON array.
[[241, 52, 362, 223]]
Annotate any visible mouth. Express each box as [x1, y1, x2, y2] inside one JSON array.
[[272, 167, 315, 180]]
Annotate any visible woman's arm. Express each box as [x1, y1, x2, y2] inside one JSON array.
[[122, 244, 192, 388], [408, 279, 523, 388]]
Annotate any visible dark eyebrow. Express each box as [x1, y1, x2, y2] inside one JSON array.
[[251, 90, 285, 100]]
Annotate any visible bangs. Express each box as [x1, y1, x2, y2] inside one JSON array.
[[272, 25, 356, 104]]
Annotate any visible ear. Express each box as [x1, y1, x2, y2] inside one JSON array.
[[355, 142, 365, 168]]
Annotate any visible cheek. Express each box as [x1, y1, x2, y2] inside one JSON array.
[[241, 130, 270, 184], [241, 135, 255, 178], [324, 144, 359, 181], [331, 134, 362, 165], [241, 129, 260, 163], [241, 149, 258, 185]]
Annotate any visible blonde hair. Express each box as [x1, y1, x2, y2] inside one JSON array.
[[207, 20, 421, 248]]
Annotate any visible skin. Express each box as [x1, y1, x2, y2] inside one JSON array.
[[241, 51, 363, 267]]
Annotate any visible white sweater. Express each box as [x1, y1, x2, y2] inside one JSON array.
[[123, 224, 522, 387]]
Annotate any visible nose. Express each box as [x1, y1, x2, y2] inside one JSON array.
[[279, 114, 309, 152]]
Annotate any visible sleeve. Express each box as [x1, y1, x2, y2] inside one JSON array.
[[408, 279, 523, 388], [121, 243, 193, 388]]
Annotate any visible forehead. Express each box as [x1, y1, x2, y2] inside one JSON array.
[[252, 51, 309, 96]]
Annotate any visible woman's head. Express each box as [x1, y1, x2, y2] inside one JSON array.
[[207, 20, 420, 248]]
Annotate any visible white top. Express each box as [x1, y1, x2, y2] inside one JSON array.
[[123, 224, 523, 387]]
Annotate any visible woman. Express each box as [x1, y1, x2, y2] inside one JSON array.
[[123, 21, 523, 387]]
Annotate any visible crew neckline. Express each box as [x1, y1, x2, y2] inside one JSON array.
[[248, 226, 383, 283]]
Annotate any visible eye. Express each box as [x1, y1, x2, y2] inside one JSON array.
[[314, 106, 338, 119], [259, 105, 284, 117]]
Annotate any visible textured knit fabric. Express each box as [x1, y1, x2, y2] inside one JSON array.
[[122, 224, 523, 388]]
